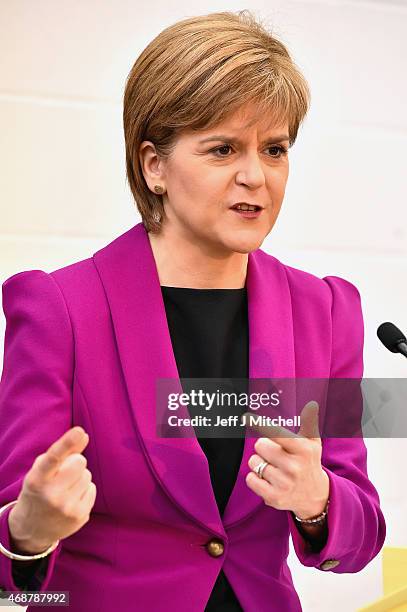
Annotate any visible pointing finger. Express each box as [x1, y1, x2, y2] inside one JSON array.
[[298, 401, 321, 439], [34, 427, 89, 480], [241, 412, 302, 454]]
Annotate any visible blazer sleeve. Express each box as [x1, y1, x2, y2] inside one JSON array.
[[0, 270, 74, 593], [287, 275, 386, 572]]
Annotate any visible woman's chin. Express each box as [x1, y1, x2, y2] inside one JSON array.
[[222, 231, 267, 254]]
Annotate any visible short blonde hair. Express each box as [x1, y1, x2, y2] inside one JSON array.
[[123, 10, 310, 233]]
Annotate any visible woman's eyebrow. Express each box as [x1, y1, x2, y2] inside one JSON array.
[[199, 133, 290, 144]]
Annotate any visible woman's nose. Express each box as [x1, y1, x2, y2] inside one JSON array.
[[236, 155, 266, 188]]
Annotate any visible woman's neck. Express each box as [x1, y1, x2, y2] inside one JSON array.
[[147, 229, 248, 289]]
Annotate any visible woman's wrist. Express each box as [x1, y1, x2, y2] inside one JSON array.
[[9, 534, 53, 556], [293, 498, 329, 523], [292, 486, 330, 522], [8, 509, 53, 555]]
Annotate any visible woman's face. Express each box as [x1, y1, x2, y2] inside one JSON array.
[[140, 102, 290, 255]]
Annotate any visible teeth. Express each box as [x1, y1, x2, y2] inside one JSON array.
[[235, 204, 258, 211]]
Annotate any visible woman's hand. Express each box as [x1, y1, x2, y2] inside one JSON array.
[[244, 401, 330, 519], [8, 426, 96, 554]]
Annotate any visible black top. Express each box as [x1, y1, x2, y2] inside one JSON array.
[[161, 286, 247, 611], [11, 286, 249, 611]]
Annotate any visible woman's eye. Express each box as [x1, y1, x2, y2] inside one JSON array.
[[212, 144, 232, 156], [210, 144, 287, 158], [267, 145, 288, 158]]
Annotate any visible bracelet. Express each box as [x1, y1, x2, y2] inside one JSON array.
[[0, 500, 60, 561], [293, 499, 330, 525]]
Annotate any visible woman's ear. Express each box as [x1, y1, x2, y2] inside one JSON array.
[[138, 140, 166, 193]]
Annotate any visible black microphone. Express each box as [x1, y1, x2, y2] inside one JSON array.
[[377, 322, 407, 358]]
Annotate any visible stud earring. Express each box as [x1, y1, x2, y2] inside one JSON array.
[[154, 184, 165, 194]]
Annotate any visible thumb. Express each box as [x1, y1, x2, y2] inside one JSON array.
[[298, 401, 321, 439]]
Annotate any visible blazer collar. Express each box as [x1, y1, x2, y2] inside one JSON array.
[[93, 223, 295, 536]]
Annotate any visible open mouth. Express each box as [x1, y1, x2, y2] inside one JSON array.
[[230, 203, 262, 211], [229, 204, 263, 218]]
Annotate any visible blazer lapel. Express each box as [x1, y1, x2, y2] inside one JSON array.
[[222, 247, 296, 526], [92, 223, 296, 533]]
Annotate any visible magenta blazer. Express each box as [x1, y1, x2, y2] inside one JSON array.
[[0, 222, 386, 611]]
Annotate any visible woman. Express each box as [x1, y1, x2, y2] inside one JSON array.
[[0, 10, 386, 612]]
